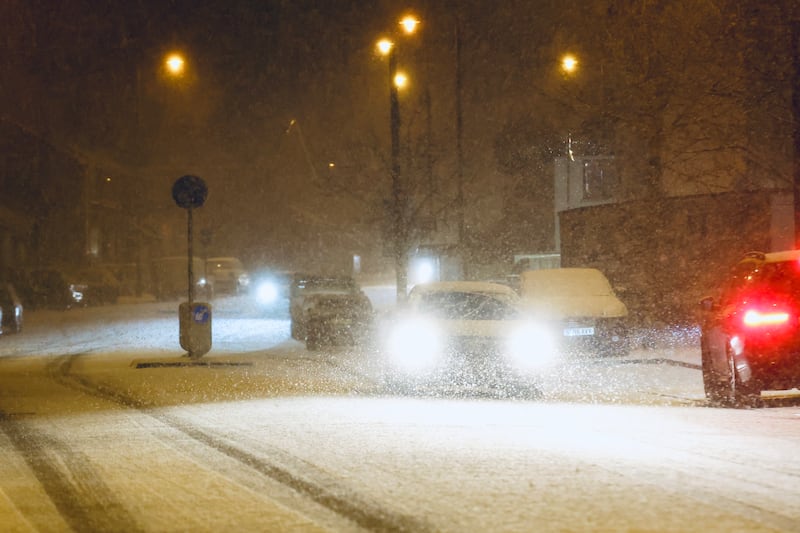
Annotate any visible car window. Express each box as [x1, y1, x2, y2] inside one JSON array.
[[417, 291, 518, 320]]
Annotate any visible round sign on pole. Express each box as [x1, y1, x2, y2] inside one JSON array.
[[172, 175, 208, 209]]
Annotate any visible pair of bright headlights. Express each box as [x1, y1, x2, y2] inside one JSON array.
[[384, 317, 559, 374]]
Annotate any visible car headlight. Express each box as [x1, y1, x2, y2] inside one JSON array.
[[385, 318, 443, 373], [506, 322, 558, 371], [256, 280, 279, 305], [69, 284, 84, 303]]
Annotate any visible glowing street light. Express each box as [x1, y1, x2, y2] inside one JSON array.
[[394, 71, 408, 89], [561, 53, 578, 74], [165, 53, 186, 77], [399, 15, 420, 35], [377, 39, 393, 56]]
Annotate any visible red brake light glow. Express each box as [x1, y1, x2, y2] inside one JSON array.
[[742, 309, 790, 327]]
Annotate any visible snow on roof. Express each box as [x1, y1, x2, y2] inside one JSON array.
[[520, 268, 614, 298], [762, 250, 800, 263]]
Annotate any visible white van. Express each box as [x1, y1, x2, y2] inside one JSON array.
[[206, 257, 249, 294], [519, 268, 629, 356]]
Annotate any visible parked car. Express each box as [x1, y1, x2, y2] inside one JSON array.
[[67, 266, 121, 305], [206, 257, 249, 294], [0, 282, 23, 334], [381, 281, 556, 395], [518, 268, 630, 356], [26, 269, 80, 310], [304, 291, 373, 350], [699, 250, 800, 407], [289, 274, 360, 340]]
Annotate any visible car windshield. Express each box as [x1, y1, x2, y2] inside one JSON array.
[[416, 291, 518, 320]]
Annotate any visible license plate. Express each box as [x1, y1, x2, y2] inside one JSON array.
[[563, 327, 594, 337]]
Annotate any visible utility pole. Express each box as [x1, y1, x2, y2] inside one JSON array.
[[455, 16, 466, 278], [792, 19, 800, 246], [388, 46, 409, 302]]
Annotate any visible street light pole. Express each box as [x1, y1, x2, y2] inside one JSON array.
[[387, 46, 409, 302], [455, 16, 465, 278]]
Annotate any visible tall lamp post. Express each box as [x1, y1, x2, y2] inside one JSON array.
[[377, 15, 418, 303]]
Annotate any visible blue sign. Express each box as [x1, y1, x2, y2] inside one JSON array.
[[192, 304, 210, 324]]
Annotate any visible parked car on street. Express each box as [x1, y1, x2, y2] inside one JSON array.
[[26, 269, 80, 310], [304, 291, 373, 350], [0, 282, 23, 334], [518, 268, 630, 357], [699, 250, 800, 407], [381, 281, 555, 396], [67, 266, 121, 305]]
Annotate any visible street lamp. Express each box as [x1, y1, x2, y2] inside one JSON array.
[[561, 53, 578, 75], [165, 53, 186, 77], [377, 17, 418, 303]]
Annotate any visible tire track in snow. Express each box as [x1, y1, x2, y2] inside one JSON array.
[[0, 408, 144, 533], [52, 353, 432, 533]]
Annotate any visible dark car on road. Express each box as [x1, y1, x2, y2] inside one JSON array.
[[289, 274, 360, 340], [700, 250, 800, 406], [304, 291, 373, 351], [0, 282, 23, 334]]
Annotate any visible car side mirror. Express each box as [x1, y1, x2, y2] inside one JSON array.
[[699, 296, 715, 312]]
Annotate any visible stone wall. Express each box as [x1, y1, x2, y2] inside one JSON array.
[[558, 191, 785, 326]]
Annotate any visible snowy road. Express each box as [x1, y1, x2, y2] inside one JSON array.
[[1, 294, 800, 531]]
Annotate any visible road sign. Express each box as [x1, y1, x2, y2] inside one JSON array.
[[172, 175, 208, 209]]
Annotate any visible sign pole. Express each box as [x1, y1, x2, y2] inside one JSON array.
[[172, 175, 211, 358], [188, 205, 194, 303]]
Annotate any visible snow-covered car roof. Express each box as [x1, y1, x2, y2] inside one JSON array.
[[519, 268, 627, 318], [745, 250, 800, 263]]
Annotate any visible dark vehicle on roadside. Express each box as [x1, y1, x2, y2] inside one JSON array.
[[0, 282, 23, 334], [700, 250, 800, 407], [289, 273, 360, 340], [26, 269, 80, 310], [304, 291, 373, 351], [67, 266, 121, 305]]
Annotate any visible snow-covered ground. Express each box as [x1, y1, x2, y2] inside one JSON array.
[[2, 289, 800, 532]]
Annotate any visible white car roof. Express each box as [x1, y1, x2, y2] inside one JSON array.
[[759, 250, 800, 263]]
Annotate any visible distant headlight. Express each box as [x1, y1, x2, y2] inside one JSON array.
[[238, 273, 250, 287], [506, 322, 558, 371], [256, 280, 279, 305], [385, 318, 443, 373], [69, 284, 84, 303], [196, 277, 208, 287]]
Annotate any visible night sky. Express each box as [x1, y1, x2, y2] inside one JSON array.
[[3, 1, 795, 272]]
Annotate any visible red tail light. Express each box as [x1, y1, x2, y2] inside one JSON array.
[[742, 308, 791, 327]]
